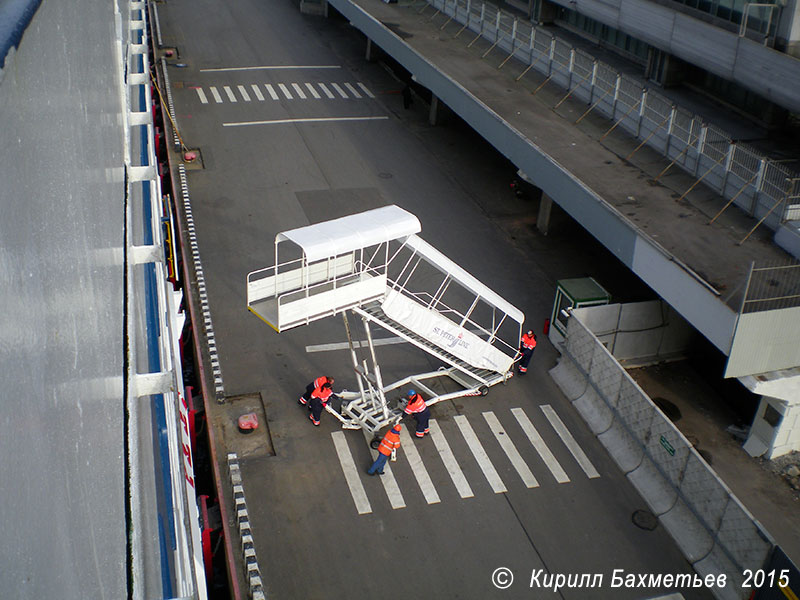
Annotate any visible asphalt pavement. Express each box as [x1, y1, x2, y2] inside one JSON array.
[[157, 0, 716, 597]]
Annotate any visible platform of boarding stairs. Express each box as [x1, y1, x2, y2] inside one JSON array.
[[246, 205, 525, 436]]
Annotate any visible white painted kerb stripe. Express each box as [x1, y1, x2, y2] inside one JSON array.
[[483, 411, 538, 488], [511, 408, 570, 483], [331, 432, 372, 515], [195, 88, 208, 104], [399, 427, 440, 504], [223, 116, 389, 127], [429, 419, 473, 498], [541, 405, 600, 479], [455, 415, 506, 493]]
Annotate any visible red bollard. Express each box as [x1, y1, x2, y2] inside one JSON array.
[[543, 318, 550, 335]]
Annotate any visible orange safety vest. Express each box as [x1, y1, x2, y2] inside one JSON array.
[[311, 386, 333, 403], [521, 332, 537, 350], [404, 394, 427, 415], [313, 376, 328, 389], [378, 428, 401, 456]]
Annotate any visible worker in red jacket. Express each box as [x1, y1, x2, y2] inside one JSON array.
[[307, 381, 340, 426], [367, 424, 402, 475], [403, 389, 430, 438], [299, 375, 334, 405], [518, 330, 537, 376]]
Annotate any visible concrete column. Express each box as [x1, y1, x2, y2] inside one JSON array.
[[365, 38, 377, 62], [537, 193, 553, 235], [429, 94, 440, 126]]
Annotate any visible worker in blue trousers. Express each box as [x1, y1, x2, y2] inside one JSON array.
[[368, 424, 402, 475], [403, 389, 430, 438]]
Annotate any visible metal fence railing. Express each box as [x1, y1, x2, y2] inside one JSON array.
[[422, 0, 800, 233], [558, 315, 774, 599], [741, 261, 800, 313]]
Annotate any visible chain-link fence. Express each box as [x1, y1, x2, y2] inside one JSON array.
[[424, 0, 800, 232], [554, 315, 773, 599]]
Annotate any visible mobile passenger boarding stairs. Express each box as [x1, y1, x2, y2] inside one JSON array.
[[246, 206, 524, 437]]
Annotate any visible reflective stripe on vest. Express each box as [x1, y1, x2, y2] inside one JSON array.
[[378, 430, 401, 455], [521, 333, 537, 350], [311, 387, 333, 402], [404, 394, 427, 414], [314, 376, 328, 389]]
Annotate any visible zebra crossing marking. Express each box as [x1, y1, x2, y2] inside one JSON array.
[[344, 82, 362, 98], [429, 419, 474, 499], [363, 429, 406, 510], [291, 83, 307, 99], [317, 83, 335, 99], [331, 432, 372, 515], [357, 82, 375, 98], [540, 405, 600, 479], [305, 82, 321, 99], [264, 84, 279, 100], [455, 415, 507, 494], [330, 82, 348, 98], [277, 83, 292, 100], [483, 411, 538, 489], [250, 84, 264, 101], [193, 82, 376, 104], [511, 407, 570, 483], [398, 427, 440, 504]]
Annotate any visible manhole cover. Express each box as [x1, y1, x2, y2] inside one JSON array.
[[632, 509, 658, 530]]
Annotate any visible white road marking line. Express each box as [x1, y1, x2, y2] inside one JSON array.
[[331, 432, 372, 515], [455, 415, 506, 494], [291, 83, 307, 99], [363, 430, 405, 510], [330, 82, 348, 98], [511, 408, 570, 483], [209, 86, 223, 103], [250, 84, 265, 101], [195, 88, 208, 104], [223, 86, 237, 102], [429, 419, 473, 499], [483, 411, 538, 488], [223, 116, 389, 127], [357, 82, 375, 98], [237, 85, 251, 102], [200, 65, 342, 72], [277, 83, 293, 99], [317, 83, 335, 99], [344, 82, 362, 98], [399, 427, 440, 504], [304, 82, 321, 99], [264, 84, 279, 100], [306, 336, 406, 353], [541, 405, 600, 479]]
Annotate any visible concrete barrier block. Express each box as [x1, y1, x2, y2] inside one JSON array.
[[693, 545, 748, 600], [573, 386, 614, 434], [658, 496, 714, 562], [597, 417, 645, 472], [626, 457, 678, 514], [549, 358, 588, 401]]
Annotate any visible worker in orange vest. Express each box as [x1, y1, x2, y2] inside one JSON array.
[[367, 423, 402, 475], [518, 330, 537, 376], [307, 381, 340, 426], [299, 375, 334, 406], [403, 389, 430, 438]]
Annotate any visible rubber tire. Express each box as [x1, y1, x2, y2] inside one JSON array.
[[479, 385, 489, 396], [370, 438, 381, 450]]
